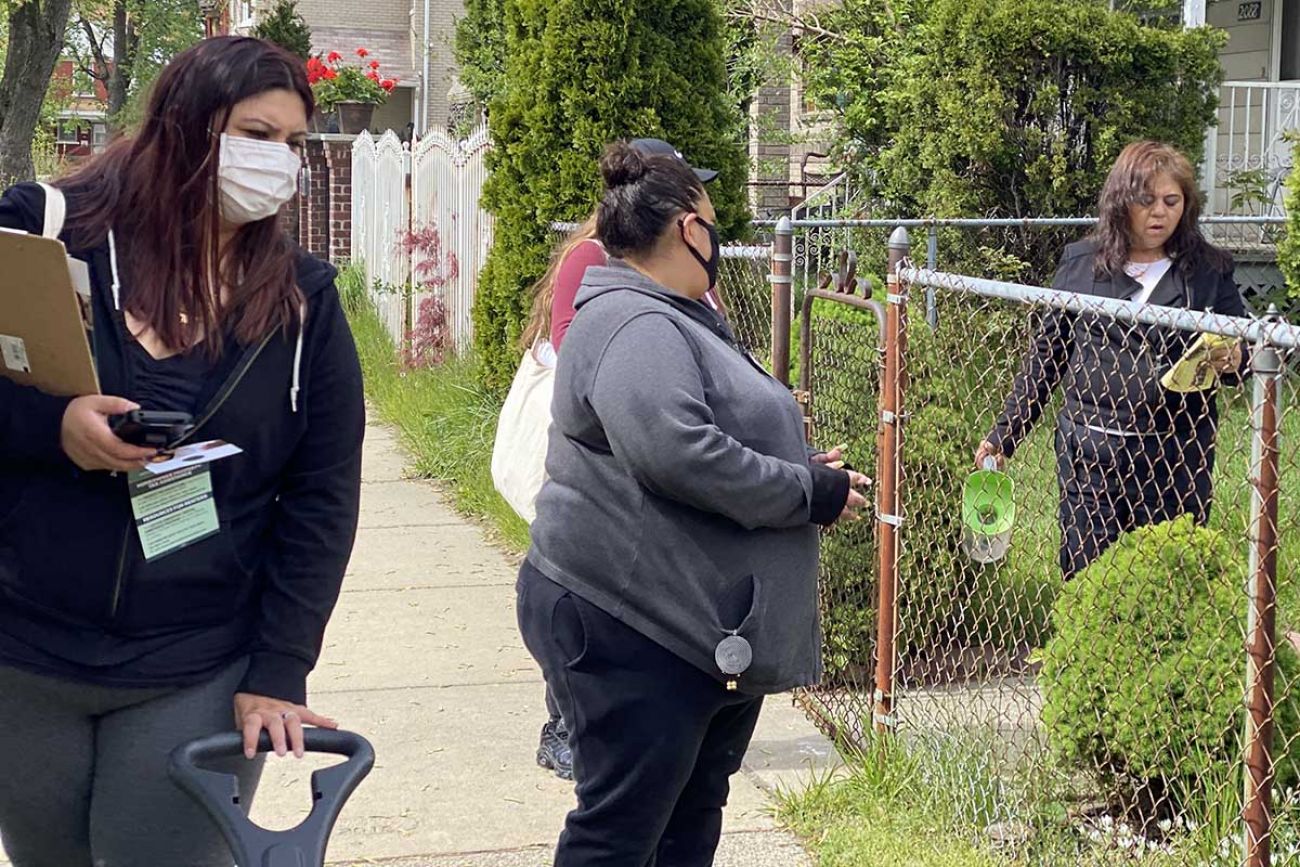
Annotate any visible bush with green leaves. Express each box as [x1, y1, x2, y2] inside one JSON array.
[[1041, 516, 1300, 813], [1279, 136, 1300, 310], [452, 0, 506, 109], [801, 297, 884, 679], [253, 0, 312, 60], [799, 0, 1223, 278], [466, 0, 750, 391]]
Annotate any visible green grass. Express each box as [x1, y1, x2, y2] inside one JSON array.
[[776, 729, 1300, 867], [340, 265, 531, 554]]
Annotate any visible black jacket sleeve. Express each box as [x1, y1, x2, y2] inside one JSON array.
[[985, 254, 1077, 459], [239, 288, 365, 704], [0, 183, 77, 466]]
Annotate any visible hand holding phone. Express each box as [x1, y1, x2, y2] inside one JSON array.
[[108, 410, 194, 447], [61, 397, 163, 472]]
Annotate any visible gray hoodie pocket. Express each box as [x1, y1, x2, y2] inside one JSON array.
[[716, 573, 758, 633]]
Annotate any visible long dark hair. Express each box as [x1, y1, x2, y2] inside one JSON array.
[[521, 213, 599, 351], [58, 37, 313, 356], [1091, 140, 1230, 278]]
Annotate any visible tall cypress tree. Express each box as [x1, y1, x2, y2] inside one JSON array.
[[471, 0, 749, 391]]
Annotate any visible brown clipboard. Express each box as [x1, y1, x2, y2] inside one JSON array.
[[0, 229, 99, 397]]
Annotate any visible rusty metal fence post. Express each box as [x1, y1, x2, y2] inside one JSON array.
[[1244, 334, 1285, 867], [771, 217, 794, 386], [874, 227, 909, 734]]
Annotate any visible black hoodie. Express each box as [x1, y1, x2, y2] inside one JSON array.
[[0, 182, 364, 704]]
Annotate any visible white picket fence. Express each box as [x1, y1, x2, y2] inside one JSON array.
[[411, 126, 494, 352], [350, 124, 493, 352]]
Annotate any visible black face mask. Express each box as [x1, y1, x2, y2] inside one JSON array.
[[679, 214, 720, 291]]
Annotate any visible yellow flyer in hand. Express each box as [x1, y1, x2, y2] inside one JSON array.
[[1161, 333, 1238, 393]]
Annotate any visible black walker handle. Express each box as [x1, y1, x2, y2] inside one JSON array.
[[169, 729, 375, 867]]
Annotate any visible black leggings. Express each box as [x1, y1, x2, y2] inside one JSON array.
[[0, 658, 264, 867]]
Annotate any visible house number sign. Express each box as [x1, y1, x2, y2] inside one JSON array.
[[1238, 1, 1262, 21]]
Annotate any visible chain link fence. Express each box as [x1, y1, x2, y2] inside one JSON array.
[[772, 211, 1300, 863], [791, 224, 1300, 864], [716, 245, 772, 363], [763, 216, 1293, 322]]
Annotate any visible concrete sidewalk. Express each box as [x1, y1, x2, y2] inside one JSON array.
[[0, 419, 837, 866]]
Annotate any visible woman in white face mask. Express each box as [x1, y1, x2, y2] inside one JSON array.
[[0, 37, 365, 867]]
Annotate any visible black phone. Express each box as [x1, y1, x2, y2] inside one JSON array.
[[109, 410, 194, 447]]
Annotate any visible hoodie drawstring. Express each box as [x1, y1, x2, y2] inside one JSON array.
[[108, 230, 122, 311], [290, 303, 305, 413]]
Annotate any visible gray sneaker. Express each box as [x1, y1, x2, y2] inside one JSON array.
[[536, 719, 574, 781]]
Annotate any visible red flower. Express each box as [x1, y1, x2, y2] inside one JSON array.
[[366, 70, 380, 82], [381, 79, 396, 92], [369, 60, 380, 70], [322, 67, 337, 80], [356, 47, 369, 58], [327, 51, 342, 63]]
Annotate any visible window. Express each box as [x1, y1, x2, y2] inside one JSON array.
[[92, 123, 108, 151], [56, 120, 83, 145], [233, 0, 255, 29]]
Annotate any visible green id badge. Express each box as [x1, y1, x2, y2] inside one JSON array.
[[128, 464, 220, 561]]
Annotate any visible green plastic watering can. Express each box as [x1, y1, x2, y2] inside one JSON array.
[[961, 457, 1016, 564]]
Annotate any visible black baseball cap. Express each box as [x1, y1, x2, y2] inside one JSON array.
[[630, 138, 719, 184]]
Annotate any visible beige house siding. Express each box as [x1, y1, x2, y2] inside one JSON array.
[[237, 0, 467, 133], [1209, 0, 1277, 81]]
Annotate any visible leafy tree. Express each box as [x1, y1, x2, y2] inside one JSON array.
[[71, 0, 202, 131], [471, 0, 751, 390], [0, 0, 75, 185], [252, 0, 312, 60], [1279, 137, 1300, 310], [451, 0, 505, 109], [784, 0, 1224, 274]]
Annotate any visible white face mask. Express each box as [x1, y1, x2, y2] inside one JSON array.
[[217, 133, 302, 225]]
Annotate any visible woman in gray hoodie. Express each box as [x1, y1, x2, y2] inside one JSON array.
[[517, 140, 869, 866]]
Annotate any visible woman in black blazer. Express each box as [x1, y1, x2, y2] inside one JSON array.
[[976, 140, 1246, 580]]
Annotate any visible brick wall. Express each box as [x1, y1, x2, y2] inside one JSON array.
[[299, 139, 332, 258], [324, 139, 354, 263], [290, 136, 355, 264], [298, 0, 409, 33]]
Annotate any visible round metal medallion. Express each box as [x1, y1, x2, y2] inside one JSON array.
[[715, 635, 753, 676]]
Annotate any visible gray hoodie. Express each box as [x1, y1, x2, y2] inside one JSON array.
[[526, 260, 848, 694]]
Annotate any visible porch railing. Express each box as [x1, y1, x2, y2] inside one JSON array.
[[1204, 80, 1300, 216]]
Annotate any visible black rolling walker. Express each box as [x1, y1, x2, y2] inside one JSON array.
[[169, 729, 374, 867]]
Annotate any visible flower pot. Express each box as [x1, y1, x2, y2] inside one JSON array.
[[335, 102, 375, 135], [310, 109, 339, 134]]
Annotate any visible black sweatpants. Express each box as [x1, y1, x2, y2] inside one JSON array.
[[1055, 417, 1215, 581], [517, 560, 764, 867]]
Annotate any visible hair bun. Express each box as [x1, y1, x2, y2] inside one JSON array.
[[600, 143, 650, 189]]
